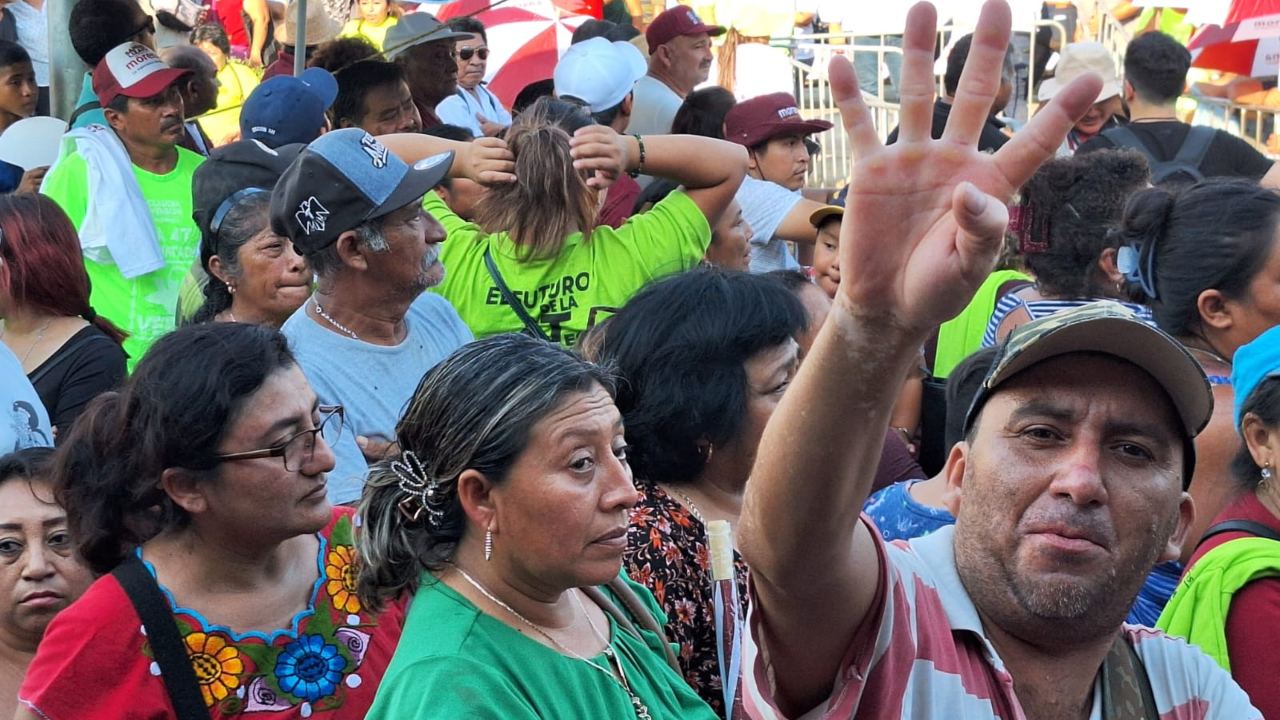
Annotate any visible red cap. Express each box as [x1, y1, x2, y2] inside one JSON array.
[[723, 92, 833, 147], [645, 6, 725, 50], [92, 42, 190, 109]]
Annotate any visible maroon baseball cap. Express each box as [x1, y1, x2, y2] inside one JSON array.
[[724, 92, 833, 147], [92, 42, 190, 109], [645, 6, 725, 50]]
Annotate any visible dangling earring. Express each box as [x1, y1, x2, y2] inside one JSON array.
[[699, 442, 715, 463], [1263, 466, 1274, 485], [484, 528, 493, 562], [227, 282, 236, 294]]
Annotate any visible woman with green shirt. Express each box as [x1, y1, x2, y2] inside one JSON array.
[[380, 97, 747, 347], [356, 334, 717, 719]]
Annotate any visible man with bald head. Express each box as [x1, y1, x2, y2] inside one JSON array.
[[160, 46, 218, 155]]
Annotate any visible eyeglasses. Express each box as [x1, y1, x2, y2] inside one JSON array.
[[131, 15, 157, 40], [459, 47, 489, 61], [214, 405, 345, 471]]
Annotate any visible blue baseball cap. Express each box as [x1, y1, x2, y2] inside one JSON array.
[[240, 68, 339, 148], [270, 128, 454, 253], [1232, 324, 1280, 429]]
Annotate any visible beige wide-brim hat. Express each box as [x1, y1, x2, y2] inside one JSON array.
[[276, 0, 340, 46], [1038, 42, 1123, 103]]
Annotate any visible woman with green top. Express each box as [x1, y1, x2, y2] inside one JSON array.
[[357, 333, 717, 719], [381, 96, 747, 348]]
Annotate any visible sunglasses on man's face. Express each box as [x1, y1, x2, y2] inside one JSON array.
[[459, 46, 489, 61]]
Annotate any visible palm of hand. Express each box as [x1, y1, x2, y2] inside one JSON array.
[[843, 144, 1013, 333], [831, 0, 1098, 336]]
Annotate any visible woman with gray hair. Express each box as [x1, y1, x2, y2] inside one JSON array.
[[186, 141, 312, 327], [357, 333, 717, 719]]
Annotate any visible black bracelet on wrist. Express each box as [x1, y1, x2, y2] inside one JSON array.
[[628, 134, 646, 178]]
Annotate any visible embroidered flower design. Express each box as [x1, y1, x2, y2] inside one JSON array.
[[274, 634, 347, 702], [184, 632, 245, 707], [324, 545, 361, 614]]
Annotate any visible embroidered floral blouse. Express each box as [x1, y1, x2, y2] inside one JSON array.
[[19, 508, 406, 719], [623, 483, 750, 718]]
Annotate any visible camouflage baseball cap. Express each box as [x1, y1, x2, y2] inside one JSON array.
[[964, 301, 1213, 441]]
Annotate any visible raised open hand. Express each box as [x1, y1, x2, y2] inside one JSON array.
[[833, 0, 1100, 335]]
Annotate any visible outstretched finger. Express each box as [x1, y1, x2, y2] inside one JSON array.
[[952, 181, 1009, 279], [941, 0, 1013, 148], [992, 73, 1101, 191], [829, 55, 879, 159], [894, 2, 940, 144]]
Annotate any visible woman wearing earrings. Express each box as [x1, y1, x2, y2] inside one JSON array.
[[357, 334, 716, 719], [1160, 324, 1280, 718]]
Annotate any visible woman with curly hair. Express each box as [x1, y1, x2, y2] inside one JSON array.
[[982, 148, 1153, 346]]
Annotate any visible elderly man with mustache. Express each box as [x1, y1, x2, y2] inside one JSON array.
[[271, 129, 496, 506], [41, 42, 204, 367], [627, 5, 723, 140]]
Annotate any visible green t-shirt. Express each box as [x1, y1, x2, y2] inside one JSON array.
[[366, 572, 718, 719], [42, 147, 205, 369], [427, 190, 711, 347]]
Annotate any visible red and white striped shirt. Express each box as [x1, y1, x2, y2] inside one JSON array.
[[743, 523, 1260, 720]]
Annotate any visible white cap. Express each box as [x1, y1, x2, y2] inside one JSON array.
[[554, 37, 647, 114]]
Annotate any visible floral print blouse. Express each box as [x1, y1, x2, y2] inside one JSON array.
[[624, 483, 750, 718], [19, 508, 406, 719]]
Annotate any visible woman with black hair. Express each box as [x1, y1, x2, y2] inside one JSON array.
[[1161, 324, 1280, 717], [1117, 178, 1280, 561], [982, 148, 1152, 346], [590, 269, 806, 716], [0, 447, 92, 719], [16, 323, 406, 720]]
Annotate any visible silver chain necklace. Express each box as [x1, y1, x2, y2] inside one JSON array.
[[667, 486, 707, 527], [451, 565, 654, 720], [310, 297, 360, 340], [1, 317, 53, 365]]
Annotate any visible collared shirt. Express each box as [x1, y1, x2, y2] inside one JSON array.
[[886, 99, 1008, 153], [435, 84, 512, 137], [742, 523, 1261, 719]]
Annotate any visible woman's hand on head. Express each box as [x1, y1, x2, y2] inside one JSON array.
[[829, 0, 1099, 336], [467, 137, 517, 186], [569, 125, 626, 191]]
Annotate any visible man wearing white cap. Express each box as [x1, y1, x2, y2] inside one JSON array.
[[1035, 42, 1124, 156], [42, 42, 204, 368], [555, 36, 647, 227]]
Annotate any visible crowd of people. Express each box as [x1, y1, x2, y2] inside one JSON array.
[[4, 0, 1280, 718]]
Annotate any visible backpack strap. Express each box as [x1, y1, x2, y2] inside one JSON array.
[[581, 578, 684, 678], [1100, 633, 1160, 720], [68, 99, 101, 127], [1198, 519, 1280, 546], [483, 246, 550, 341], [112, 555, 211, 720], [1101, 126, 1153, 155], [1172, 125, 1215, 170]]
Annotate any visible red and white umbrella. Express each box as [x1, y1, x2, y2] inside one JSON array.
[[437, 0, 599, 108], [1189, 0, 1280, 75]]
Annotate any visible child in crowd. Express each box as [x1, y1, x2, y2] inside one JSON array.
[[341, 0, 398, 51], [810, 205, 841, 297], [0, 41, 40, 193]]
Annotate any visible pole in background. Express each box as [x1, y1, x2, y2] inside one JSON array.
[[47, 0, 87, 121], [293, 0, 307, 76]]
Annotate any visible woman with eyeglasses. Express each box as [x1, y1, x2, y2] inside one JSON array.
[[435, 17, 511, 138], [15, 323, 408, 720], [186, 141, 311, 328]]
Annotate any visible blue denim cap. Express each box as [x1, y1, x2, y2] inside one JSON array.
[[1232, 324, 1280, 429], [269, 128, 453, 253], [241, 68, 339, 148]]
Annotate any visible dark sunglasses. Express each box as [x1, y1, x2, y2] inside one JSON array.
[[459, 46, 489, 61]]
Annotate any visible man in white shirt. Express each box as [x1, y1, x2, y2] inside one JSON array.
[[626, 5, 723, 138]]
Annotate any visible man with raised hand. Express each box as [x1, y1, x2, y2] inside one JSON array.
[[737, 2, 1261, 719]]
